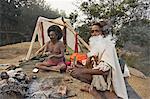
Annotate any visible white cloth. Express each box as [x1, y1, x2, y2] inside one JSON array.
[[91, 60, 112, 91], [93, 61, 110, 71], [91, 75, 109, 91], [87, 35, 128, 99], [123, 64, 131, 77]]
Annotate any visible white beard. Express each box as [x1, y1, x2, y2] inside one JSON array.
[[88, 35, 105, 57], [89, 35, 103, 49]]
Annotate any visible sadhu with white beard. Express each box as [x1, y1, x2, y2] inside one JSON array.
[[68, 22, 128, 99]]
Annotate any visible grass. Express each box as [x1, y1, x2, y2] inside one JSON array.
[[124, 54, 150, 76], [125, 55, 139, 68]]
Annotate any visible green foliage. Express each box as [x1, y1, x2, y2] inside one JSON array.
[[118, 19, 150, 47], [124, 52, 150, 76], [0, 0, 61, 39], [69, 12, 78, 25], [0, 0, 22, 30], [17, 0, 60, 35], [125, 54, 138, 67], [77, 24, 90, 43], [78, 0, 150, 29], [71, 0, 150, 48]]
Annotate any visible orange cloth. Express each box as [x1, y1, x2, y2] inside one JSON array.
[[70, 53, 87, 63]]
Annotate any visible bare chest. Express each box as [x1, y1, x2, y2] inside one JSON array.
[[47, 43, 61, 54]]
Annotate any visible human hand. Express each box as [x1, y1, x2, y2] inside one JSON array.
[[69, 67, 84, 76], [71, 67, 86, 79], [85, 57, 94, 68]]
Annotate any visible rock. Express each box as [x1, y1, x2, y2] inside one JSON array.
[[28, 80, 40, 94], [0, 72, 9, 80], [15, 68, 23, 72], [7, 70, 16, 77], [129, 67, 147, 79], [30, 91, 47, 99], [8, 78, 18, 83], [57, 84, 67, 96]]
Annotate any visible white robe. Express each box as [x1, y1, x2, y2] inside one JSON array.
[[87, 35, 128, 99]]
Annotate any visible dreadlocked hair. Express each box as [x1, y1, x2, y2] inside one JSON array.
[[47, 25, 63, 40]]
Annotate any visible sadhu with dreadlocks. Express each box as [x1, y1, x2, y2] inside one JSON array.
[[35, 25, 66, 72]]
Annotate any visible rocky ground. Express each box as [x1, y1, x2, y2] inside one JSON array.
[[0, 42, 150, 99]]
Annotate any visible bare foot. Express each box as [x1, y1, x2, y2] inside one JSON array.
[[80, 86, 102, 99]]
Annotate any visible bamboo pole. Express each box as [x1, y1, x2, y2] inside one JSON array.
[[34, 43, 47, 56], [25, 18, 40, 60], [25, 32, 37, 60]]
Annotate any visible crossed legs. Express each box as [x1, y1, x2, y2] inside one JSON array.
[[35, 61, 66, 72], [70, 69, 118, 99]]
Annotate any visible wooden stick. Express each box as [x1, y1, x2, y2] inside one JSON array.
[[25, 32, 37, 60], [35, 43, 47, 56], [25, 18, 42, 60], [48, 20, 65, 26]]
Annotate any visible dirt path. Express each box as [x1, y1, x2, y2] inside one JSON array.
[[128, 76, 150, 99], [0, 42, 40, 65], [0, 42, 150, 99]]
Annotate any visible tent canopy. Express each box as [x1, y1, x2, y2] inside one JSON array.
[[25, 16, 90, 60]]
